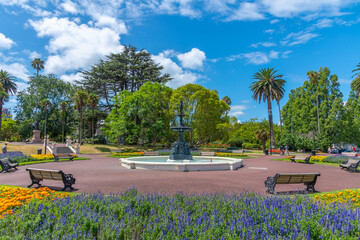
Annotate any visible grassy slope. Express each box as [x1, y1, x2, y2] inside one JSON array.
[[18, 157, 91, 166]]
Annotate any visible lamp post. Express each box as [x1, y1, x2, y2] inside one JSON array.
[[312, 123, 316, 156]]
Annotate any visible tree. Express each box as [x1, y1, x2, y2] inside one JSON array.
[[0, 70, 16, 140], [78, 45, 172, 111], [59, 101, 68, 143], [170, 84, 230, 146], [105, 82, 173, 145], [41, 98, 51, 153], [250, 68, 285, 148], [15, 74, 76, 140], [31, 58, 44, 77], [222, 96, 232, 106], [282, 67, 345, 151], [307, 70, 321, 133], [73, 91, 89, 145], [87, 93, 99, 145], [273, 90, 284, 136], [254, 121, 269, 152]]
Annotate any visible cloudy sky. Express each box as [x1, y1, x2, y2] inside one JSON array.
[[1, 0, 360, 122]]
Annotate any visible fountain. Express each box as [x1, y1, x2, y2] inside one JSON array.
[[120, 101, 243, 171], [169, 100, 192, 161]]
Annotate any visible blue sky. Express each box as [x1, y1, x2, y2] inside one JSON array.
[[0, 0, 360, 123]]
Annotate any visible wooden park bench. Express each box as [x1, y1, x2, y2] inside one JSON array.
[[110, 149, 122, 154], [53, 147, 75, 162], [265, 173, 321, 194], [339, 159, 360, 172], [26, 168, 76, 191], [290, 155, 311, 164], [144, 151, 159, 156], [0, 158, 19, 173], [201, 152, 216, 156]]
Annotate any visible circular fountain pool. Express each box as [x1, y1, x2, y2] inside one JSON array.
[[120, 156, 243, 171]]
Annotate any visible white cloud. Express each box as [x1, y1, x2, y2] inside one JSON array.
[[227, 50, 280, 65], [94, 15, 127, 34], [61, 0, 79, 14], [0, 62, 29, 81], [250, 42, 277, 48], [270, 19, 279, 24], [0, 33, 15, 49], [177, 48, 206, 70], [260, 0, 352, 18], [23, 49, 41, 59], [282, 31, 319, 46], [29, 17, 123, 75], [60, 72, 83, 82], [152, 51, 200, 88], [227, 2, 265, 21], [314, 18, 334, 28], [229, 105, 247, 117], [264, 29, 275, 34]]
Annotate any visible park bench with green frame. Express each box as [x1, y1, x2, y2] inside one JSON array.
[[339, 159, 360, 172], [53, 147, 75, 162], [26, 168, 76, 191], [201, 152, 216, 156], [265, 173, 321, 194], [290, 155, 311, 164], [0, 158, 19, 173]]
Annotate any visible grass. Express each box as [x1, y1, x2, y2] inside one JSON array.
[[271, 157, 340, 167], [18, 157, 91, 166]]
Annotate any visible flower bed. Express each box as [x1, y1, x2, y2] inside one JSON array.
[[314, 189, 360, 206], [1, 189, 360, 238], [112, 152, 145, 157], [215, 152, 247, 157], [30, 154, 56, 160], [0, 186, 68, 218], [0, 152, 34, 163], [309, 156, 328, 162], [269, 149, 282, 154]]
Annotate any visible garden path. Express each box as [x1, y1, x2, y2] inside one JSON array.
[[1, 154, 360, 195]]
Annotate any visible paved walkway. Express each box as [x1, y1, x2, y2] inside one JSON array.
[[1, 155, 360, 195]]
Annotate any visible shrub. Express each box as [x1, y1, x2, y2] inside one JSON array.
[[243, 143, 259, 149], [199, 143, 229, 149], [112, 152, 144, 157], [215, 152, 247, 157]]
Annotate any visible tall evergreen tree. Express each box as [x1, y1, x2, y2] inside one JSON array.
[[78, 45, 171, 111], [88, 93, 99, 145], [250, 68, 285, 148]]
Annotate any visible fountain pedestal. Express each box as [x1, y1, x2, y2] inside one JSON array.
[[169, 100, 193, 161]]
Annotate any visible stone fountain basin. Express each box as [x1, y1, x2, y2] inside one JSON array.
[[120, 156, 243, 172]]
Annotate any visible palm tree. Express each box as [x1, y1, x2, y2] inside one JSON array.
[[88, 93, 99, 145], [0, 70, 17, 140], [250, 68, 285, 149], [353, 62, 360, 78], [60, 101, 68, 143], [73, 91, 89, 145], [31, 58, 44, 77], [351, 77, 360, 96], [273, 91, 284, 136], [40, 99, 51, 153], [31, 58, 44, 130], [307, 70, 321, 134]]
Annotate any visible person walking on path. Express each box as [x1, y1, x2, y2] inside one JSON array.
[[2, 143, 7, 154], [285, 145, 289, 156]]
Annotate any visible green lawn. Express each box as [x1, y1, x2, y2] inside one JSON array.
[[18, 157, 91, 166], [271, 157, 340, 167]]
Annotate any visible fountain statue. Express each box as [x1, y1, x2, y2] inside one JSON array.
[[169, 100, 193, 160]]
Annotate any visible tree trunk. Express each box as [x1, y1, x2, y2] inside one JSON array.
[[62, 111, 65, 143], [0, 99, 3, 140], [44, 109, 48, 154], [79, 110, 82, 145], [267, 96, 275, 148], [278, 102, 282, 136], [92, 107, 95, 145], [316, 88, 320, 134], [262, 140, 266, 152]]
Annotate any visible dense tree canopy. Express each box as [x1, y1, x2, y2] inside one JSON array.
[[78, 45, 172, 111]]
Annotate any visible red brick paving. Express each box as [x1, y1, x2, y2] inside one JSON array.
[[1, 154, 360, 195]]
